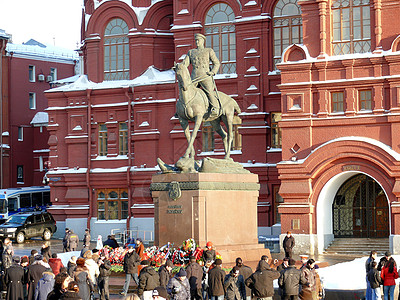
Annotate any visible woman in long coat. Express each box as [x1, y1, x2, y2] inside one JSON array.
[[5, 256, 25, 300], [74, 258, 93, 300]]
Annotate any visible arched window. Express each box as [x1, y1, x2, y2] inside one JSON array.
[[205, 3, 236, 74], [104, 18, 129, 81], [332, 0, 371, 55], [273, 0, 302, 68]]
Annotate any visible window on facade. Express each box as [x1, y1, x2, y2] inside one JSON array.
[[98, 124, 108, 156], [273, 0, 303, 68], [29, 65, 35, 82], [359, 89, 372, 111], [50, 68, 57, 81], [119, 122, 128, 155], [18, 127, 23, 141], [274, 186, 284, 223], [331, 92, 345, 112], [29, 92, 36, 110], [205, 3, 236, 74], [332, 0, 371, 55], [104, 18, 129, 81], [97, 188, 129, 220], [271, 112, 282, 148], [17, 165, 24, 183]]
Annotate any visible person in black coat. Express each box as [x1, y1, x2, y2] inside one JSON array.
[[159, 259, 173, 288], [186, 256, 203, 300], [278, 259, 308, 300], [208, 259, 226, 300], [245, 260, 279, 300], [282, 232, 295, 259], [235, 258, 253, 300], [98, 253, 112, 300], [5, 256, 25, 300], [368, 261, 383, 299], [40, 242, 52, 263], [27, 255, 48, 300], [121, 246, 141, 296]]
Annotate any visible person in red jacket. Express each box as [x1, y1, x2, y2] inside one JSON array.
[[48, 253, 64, 276], [381, 259, 398, 300]]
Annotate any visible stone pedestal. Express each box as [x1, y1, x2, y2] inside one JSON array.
[[150, 172, 270, 263]]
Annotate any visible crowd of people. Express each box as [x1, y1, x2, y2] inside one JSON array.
[[365, 250, 398, 300], [0, 228, 328, 300]]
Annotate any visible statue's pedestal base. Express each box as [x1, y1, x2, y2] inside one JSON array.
[[151, 172, 270, 263]]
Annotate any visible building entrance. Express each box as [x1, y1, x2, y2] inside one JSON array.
[[332, 174, 389, 238]]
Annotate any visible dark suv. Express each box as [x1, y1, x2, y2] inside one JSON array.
[[0, 211, 57, 243]]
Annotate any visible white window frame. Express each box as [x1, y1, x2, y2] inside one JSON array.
[[18, 127, 23, 141], [39, 156, 44, 172], [50, 67, 57, 81], [29, 65, 35, 82], [29, 92, 36, 110]]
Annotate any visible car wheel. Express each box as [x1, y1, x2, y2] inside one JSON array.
[[16, 232, 25, 244], [43, 229, 52, 241]]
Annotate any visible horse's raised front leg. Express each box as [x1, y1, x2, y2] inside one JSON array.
[[180, 119, 195, 158], [183, 116, 202, 158]]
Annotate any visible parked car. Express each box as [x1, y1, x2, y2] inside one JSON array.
[[0, 211, 57, 243]]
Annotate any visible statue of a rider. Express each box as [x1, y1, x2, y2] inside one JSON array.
[[182, 33, 221, 118]]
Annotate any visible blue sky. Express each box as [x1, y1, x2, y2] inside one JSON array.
[[0, 0, 83, 50]]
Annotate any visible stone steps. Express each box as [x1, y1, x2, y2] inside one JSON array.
[[323, 238, 389, 256]]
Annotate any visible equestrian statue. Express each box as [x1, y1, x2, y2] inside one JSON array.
[[157, 33, 244, 173]]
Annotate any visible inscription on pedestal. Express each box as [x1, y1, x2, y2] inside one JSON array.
[[167, 205, 183, 214]]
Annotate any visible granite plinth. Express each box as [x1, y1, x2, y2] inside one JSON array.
[[150, 172, 269, 263]]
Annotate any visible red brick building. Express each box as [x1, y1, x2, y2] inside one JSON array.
[[0, 32, 77, 188], [46, 0, 400, 254]]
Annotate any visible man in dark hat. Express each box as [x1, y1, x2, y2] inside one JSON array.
[[121, 245, 141, 296], [377, 251, 396, 271], [186, 256, 203, 300], [208, 259, 226, 300], [167, 268, 190, 300], [5, 256, 25, 300], [138, 260, 160, 299]]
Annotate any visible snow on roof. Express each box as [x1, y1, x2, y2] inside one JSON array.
[[51, 74, 81, 85], [0, 29, 11, 40], [6, 40, 78, 61], [30, 112, 49, 125], [47, 66, 175, 93]]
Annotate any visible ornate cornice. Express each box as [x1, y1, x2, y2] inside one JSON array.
[[150, 181, 260, 192]]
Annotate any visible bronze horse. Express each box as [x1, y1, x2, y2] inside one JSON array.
[[174, 62, 241, 159]]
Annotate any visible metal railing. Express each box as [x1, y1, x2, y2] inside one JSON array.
[[110, 227, 154, 246]]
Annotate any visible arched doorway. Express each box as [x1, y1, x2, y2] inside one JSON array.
[[332, 174, 389, 238]]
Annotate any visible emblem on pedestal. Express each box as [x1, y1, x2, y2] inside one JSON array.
[[168, 181, 181, 201]]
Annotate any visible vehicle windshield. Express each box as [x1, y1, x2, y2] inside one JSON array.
[[0, 199, 6, 214], [5, 215, 28, 224]]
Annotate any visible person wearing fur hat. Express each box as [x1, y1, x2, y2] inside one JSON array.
[[74, 257, 94, 300], [34, 271, 55, 300], [27, 254, 49, 300], [68, 256, 77, 279], [5, 256, 25, 300], [208, 259, 226, 300], [138, 260, 160, 299], [167, 268, 190, 300], [202, 242, 216, 263]]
